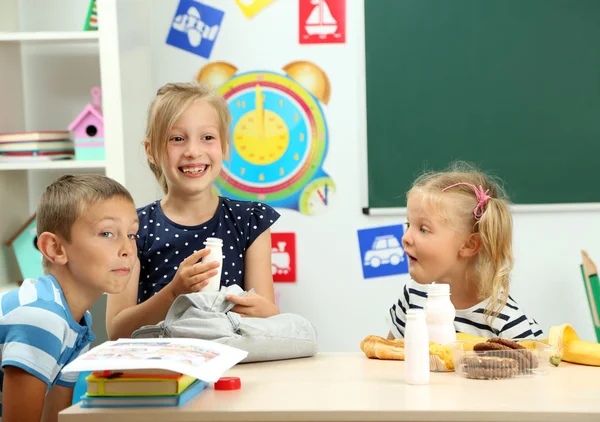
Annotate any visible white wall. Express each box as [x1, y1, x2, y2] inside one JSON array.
[[116, 0, 404, 352], [115, 0, 598, 350]]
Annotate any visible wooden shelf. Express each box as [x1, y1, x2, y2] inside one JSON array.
[[0, 31, 99, 42], [0, 160, 106, 171]]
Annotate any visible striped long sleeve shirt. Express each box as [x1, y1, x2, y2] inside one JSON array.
[[387, 280, 543, 340]]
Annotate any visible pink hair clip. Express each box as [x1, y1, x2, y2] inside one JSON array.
[[441, 182, 491, 220]]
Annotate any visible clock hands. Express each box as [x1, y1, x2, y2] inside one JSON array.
[[316, 183, 329, 205], [255, 84, 265, 140]]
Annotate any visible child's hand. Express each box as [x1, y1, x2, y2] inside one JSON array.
[[168, 248, 220, 298], [225, 291, 280, 318]]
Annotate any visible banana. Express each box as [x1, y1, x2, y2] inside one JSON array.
[[456, 332, 551, 344], [455, 332, 488, 342], [547, 324, 600, 366]]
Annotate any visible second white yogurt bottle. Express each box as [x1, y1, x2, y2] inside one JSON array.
[[201, 237, 223, 292], [424, 282, 456, 345]]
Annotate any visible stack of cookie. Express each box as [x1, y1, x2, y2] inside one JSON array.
[[461, 338, 538, 380]]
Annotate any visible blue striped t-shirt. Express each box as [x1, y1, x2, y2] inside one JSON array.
[[0, 275, 95, 415]]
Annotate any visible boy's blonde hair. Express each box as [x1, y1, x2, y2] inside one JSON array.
[[144, 82, 231, 193], [37, 174, 134, 271], [408, 161, 513, 322]]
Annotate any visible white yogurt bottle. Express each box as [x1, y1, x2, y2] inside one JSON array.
[[201, 237, 223, 292], [404, 308, 430, 385], [425, 282, 456, 345]]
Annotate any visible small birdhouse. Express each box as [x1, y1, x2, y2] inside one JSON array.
[[5, 214, 44, 282], [68, 86, 105, 160]]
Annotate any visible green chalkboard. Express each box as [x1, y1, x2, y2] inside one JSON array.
[[364, 0, 600, 211]]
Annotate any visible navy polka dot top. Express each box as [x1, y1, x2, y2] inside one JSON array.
[[136, 197, 280, 304]]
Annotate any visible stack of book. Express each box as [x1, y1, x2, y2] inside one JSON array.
[[0, 131, 74, 162], [62, 338, 249, 409], [80, 369, 208, 408]]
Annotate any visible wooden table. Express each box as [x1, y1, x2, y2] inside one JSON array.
[[59, 352, 600, 422]]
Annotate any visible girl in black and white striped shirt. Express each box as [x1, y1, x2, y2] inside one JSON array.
[[386, 162, 542, 340]]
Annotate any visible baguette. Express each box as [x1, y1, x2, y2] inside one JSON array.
[[360, 335, 405, 360], [360, 335, 454, 371]]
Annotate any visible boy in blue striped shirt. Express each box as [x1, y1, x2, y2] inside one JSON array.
[[0, 174, 139, 422]]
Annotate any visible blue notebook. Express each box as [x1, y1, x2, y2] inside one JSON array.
[[80, 379, 208, 408]]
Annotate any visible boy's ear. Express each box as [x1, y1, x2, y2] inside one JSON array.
[[144, 140, 156, 165], [459, 232, 481, 258], [36, 232, 68, 266]]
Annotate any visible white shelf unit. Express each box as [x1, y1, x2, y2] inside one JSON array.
[[0, 31, 100, 42], [0, 160, 106, 171], [0, 0, 126, 288]]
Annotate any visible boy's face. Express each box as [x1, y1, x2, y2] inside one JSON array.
[[63, 196, 139, 294], [402, 194, 468, 284]]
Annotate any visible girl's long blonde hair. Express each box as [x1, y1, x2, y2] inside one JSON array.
[[408, 161, 514, 322], [144, 82, 231, 193]]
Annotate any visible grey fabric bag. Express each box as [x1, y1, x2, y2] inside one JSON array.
[[132, 285, 318, 363]]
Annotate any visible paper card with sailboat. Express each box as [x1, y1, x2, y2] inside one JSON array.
[[62, 338, 248, 383], [299, 0, 345, 44]]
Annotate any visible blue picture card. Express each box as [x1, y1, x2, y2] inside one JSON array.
[[166, 0, 224, 59], [357, 224, 408, 279]]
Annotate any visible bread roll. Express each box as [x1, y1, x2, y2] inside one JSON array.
[[360, 335, 405, 360]]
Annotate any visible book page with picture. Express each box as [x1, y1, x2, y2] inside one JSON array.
[[62, 338, 248, 383]]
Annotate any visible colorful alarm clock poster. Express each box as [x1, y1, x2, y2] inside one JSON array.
[[196, 61, 335, 216]]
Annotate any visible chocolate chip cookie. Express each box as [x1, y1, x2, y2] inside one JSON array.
[[463, 356, 519, 380], [472, 338, 537, 373]]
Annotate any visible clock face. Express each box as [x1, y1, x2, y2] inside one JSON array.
[[234, 109, 289, 165], [215, 71, 328, 203], [299, 177, 336, 216]]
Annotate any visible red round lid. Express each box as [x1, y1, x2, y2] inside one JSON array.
[[214, 377, 241, 390]]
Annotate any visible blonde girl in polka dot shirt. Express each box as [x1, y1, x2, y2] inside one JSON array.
[[106, 82, 281, 340]]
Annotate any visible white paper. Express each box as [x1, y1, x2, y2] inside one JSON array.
[[61, 338, 248, 382]]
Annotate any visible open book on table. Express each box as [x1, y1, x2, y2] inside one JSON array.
[[62, 338, 248, 383]]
